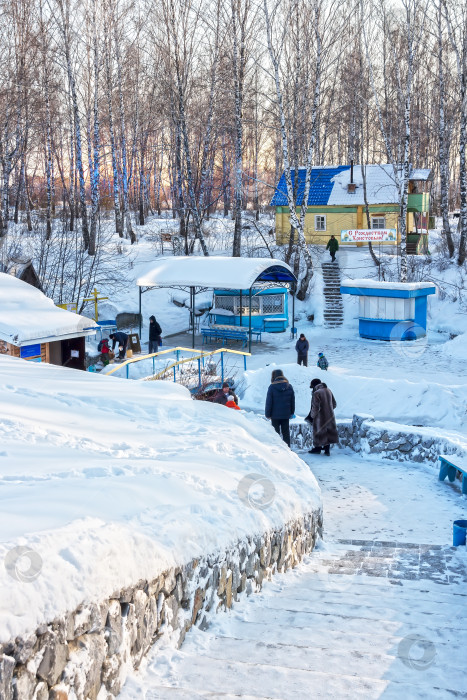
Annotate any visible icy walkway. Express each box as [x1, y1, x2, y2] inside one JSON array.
[[120, 452, 467, 699]]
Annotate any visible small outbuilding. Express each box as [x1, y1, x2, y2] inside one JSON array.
[[4, 257, 43, 290], [0, 273, 97, 370], [340, 279, 436, 341]]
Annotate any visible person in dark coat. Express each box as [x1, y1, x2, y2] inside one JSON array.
[[308, 378, 338, 456], [326, 235, 339, 262], [265, 369, 295, 447], [214, 382, 238, 405], [295, 333, 309, 366], [149, 315, 162, 354], [109, 331, 129, 360]]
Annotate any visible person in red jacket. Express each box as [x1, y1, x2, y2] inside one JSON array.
[[225, 395, 241, 410]]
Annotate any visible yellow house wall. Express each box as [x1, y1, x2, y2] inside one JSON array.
[[275, 207, 404, 246]]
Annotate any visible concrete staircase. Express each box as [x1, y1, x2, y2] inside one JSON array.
[[322, 261, 344, 328]]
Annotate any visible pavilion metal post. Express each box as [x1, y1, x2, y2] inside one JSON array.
[[191, 286, 195, 349], [248, 288, 252, 353], [239, 290, 243, 328], [138, 287, 142, 339], [291, 288, 296, 339]]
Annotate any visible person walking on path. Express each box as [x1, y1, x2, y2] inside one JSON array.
[[326, 235, 339, 262], [295, 333, 309, 366], [148, 315, 162, 354], [214, 382, 238, 406], [225, 395, 241, 410], [308, 378, 338, 456], [109, 331, 129, 360], [265, 369, 295, 447], [317, 352, 329, 371]]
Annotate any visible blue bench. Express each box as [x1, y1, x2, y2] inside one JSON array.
[[439, 455, 467, 495], [201, 327, 262, 347], [201, 327, 248, 348]]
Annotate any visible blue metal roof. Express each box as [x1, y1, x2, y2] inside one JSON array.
[[270, 166, 351, 206]]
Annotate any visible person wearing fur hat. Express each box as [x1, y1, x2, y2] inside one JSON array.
[[265, 369, 295, 447], [308, 378, 338, 456]]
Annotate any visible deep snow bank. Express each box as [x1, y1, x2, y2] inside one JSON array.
[[240, 363, 467, 431], [0, 355, 321, 644]]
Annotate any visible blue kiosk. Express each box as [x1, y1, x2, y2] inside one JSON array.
[[340, 279, 436, 341], [210, 287, 289, 333]]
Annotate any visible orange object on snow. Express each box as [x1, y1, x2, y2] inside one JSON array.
[[225, 399, 240, 410]]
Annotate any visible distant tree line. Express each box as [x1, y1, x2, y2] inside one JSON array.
[[0, 0, 465, 275]]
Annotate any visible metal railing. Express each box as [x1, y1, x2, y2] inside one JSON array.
[[104, 346, 250, 382]]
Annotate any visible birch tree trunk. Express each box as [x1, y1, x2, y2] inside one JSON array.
[[88, 0, 100, 256], [104, 21, 123, 237], [57, 0, 90, 250], [231, 0, 248, 257], [113, 20, 135, 243], [437, 0, 454, 257]]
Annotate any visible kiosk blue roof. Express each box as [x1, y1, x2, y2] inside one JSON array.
[[340, 280, 436, 298]]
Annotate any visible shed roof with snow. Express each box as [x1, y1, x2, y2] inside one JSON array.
[[0, 273, 97, 346], [137, 256, 296, 290], [270, 165, 433, 207]]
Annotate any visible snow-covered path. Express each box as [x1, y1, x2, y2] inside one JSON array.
[[120, 452, 467, 699]]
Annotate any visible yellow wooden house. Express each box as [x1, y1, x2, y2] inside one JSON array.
[[271, 164, 432, 252]]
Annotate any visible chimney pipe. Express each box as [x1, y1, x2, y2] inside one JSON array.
[[350, 159, 354, 184]]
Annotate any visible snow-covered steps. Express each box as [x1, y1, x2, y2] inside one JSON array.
[[322, 262, 344, 328], [119, 540, 467, 699]]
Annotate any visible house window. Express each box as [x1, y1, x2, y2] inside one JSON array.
[[315, 215, 326, 231], [371, 217, 386, 229]]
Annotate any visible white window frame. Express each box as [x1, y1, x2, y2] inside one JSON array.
[[314, 215, 326, 231], [371, 216, 386, 230]]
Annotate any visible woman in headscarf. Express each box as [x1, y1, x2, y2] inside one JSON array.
[[308, 378, 338, 456]]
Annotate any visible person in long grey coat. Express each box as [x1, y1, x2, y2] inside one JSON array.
[[308, 378, 338, 456]]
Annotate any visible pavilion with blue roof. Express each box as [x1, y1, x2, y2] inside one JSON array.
[[271, 164, 432, 252]]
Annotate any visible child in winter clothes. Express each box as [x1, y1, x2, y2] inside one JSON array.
[[317, 352, 329, 371], [98, 338, 111, 366], [225, 395, 241, 410]]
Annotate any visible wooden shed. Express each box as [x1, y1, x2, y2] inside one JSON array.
[[0, 273, 97, 371]]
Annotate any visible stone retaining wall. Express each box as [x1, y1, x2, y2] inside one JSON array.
[[0, 511, 322, 700], [291, 413, 465, 464]]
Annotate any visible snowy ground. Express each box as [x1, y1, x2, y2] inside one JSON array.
[[119, 451, 467, 700], [3, 214, 467, 697], [0, 354, 321, 643]]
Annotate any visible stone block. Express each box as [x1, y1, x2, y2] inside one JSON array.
[[11, 634, 37, 665], [0, 655, 15, 700], [191, 588, 205, 626], [48, 688, 69, 700], [225, 573, 233, 608], [36, 629, 68, 686], [74, 632, 106, 700], [105, 600, 123, 656], [13, 665, 36, 700], [33, 682, 48, 700]]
